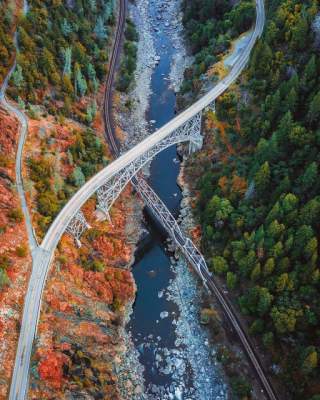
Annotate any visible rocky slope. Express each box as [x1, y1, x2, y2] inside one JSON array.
[[28, 193, 144, 399]]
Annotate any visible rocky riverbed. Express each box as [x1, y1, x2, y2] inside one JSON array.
[[113, 0, 229, 398], [116, 0, 193, 151]]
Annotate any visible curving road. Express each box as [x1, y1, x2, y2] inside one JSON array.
[[0, 2, 40, 399], [0, 39, 37, 252], [10, 0, 267, 399]]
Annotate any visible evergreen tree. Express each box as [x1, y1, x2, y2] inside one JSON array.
[[95, 16, 107, 40], [308, 91, 320, 124], [302, 55, 317, 91], [75, 63, 87, 97], [12, 64, 24, 87], [263, 258, 275, 277], [86, 101, 97, 123], [72, 166, 85, 187], [88, 0, 96, 12], [249, 40, 272, 79], [300, 162, 318, 192], [227, 271, 237, 289], [62, 75, 73, 95], [18, 96, 25, 109], [276, 111, 293, 145], [257, 287, 273, 316], [301, 347, 318, 375], [104, 1, 113, 21], [287, 87, 297, 113], [291, 16, 309, 51], [211, 256, 229, 275], [61, 18, 73, 37], [254, 162, 270, 194], [67, 150, 73, 166], [63, 47, 72, 76], [262, 332, 274, 349], [251, 263, 261, 282], [87, 63, 98, 92], [0, 269, 9, 288]]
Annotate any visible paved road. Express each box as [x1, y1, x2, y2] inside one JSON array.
[[10, 0, 266, 399], [0, 44, 37, 252], [9, 248, 51, 400], [0, 5, 42, 399]]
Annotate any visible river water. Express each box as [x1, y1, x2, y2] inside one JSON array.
[[127, 0, 228, 399]]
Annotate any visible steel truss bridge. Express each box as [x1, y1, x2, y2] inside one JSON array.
[[67, 111, 203, 241]]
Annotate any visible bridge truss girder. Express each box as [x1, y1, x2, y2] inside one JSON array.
[[133, 175, 209, 282], [132, 175, 183, 237], [66, 210, 91, 247], [182, 238, 208, 280], [66, 112, 203, 242], [205, 99, 216, 113], [96, 112, 203, 219]]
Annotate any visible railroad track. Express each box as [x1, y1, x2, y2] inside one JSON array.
[[103, 0, 126, 157]]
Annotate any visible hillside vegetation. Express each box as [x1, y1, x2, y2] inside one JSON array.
[[26, 122, 107, 237], [180, 0, 255, 96], [4, 0, 116, 238], [0, 0, 16, 84], [183, 0, 320, 398], [116, 19, 138, 92], [8, 0, 115, 122]]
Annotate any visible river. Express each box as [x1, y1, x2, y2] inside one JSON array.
[[126, 0, 228, 399]]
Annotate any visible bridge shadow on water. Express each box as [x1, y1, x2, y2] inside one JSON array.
[[129, 212, 180, 387]]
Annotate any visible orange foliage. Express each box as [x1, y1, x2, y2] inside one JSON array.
[[217, 121, 235, 157], [83, 271, 114, 304], [205, 112, 216, 130], [75, 322, 111, 344], [93, 235, 131, 265], [115, 125, 126, 142], [232, 174, 247, 195], [235, 117, 241, 132], [0, 107, 31, 399], [190, 225, 202, 245], [38, 351, 68, 389], [218, 176, 229, 193]]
